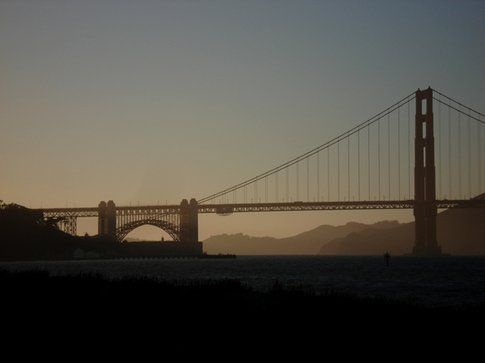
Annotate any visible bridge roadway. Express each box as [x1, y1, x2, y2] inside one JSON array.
[[39, 199, 485, 218]]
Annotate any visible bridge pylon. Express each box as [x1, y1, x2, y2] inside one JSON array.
[[179, 198, 201, 253], [97, 200, 116, 240], [179, 198, 202, 254], [413, 88, 441, 255], [98, 201, 107, 236], [106, 200, 116, 240]]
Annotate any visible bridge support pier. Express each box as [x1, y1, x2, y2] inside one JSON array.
[[98, 201, 106, 236], [59, 216, 77, 236], [97, 200, 116, 240], [180, 198, 202, 255], [413, 88, 441, 256]]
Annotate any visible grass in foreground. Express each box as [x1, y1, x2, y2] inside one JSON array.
[[1, 269, 483, 351]]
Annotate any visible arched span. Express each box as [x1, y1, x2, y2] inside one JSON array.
[[116, 218, 180, 242]]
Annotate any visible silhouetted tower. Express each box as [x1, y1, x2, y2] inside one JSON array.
[[97, 200, 116, 239], [413, 88, 441, 255], [179, 198, 199, 245], [106, 200, 116, 240], [98, 201, 107, 236], [189, 198, 199, 243]]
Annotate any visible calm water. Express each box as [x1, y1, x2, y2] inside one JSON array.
[[2, 256, 485, 307]]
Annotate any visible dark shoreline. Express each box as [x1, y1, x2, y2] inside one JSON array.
[[2, 267, 484, 352], [0, 252, 236, 262]]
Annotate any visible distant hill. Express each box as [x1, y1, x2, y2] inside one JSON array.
[[318, 207, 485, 255], [204, 206, 485, 255], [203, 221, 399, 255]]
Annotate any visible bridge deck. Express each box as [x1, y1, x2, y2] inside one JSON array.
[[199, 199, 485, 213], [38, 199, 485, 218]]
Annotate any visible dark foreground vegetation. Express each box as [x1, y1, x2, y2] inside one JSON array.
[[1, 269, 483, 354]]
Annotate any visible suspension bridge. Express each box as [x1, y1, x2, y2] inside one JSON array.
[[39, 87, 485, 255]]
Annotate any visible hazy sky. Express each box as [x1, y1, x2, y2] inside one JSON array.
[[1, 0, 484, 239]]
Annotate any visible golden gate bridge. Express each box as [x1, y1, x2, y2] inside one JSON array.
[[39, 87, 485, 255]]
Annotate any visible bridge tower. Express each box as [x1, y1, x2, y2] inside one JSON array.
[[98, 201, 107, 236], [413, 88, 441, 255], [180, 198, 202, 253], [97, 200, 116, 240], [106, 200, 117, 240]]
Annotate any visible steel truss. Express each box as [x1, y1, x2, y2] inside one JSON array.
[[36, 198, 484, 239], [115, 209, 180, 241]]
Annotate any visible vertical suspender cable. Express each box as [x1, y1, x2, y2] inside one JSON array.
[[275, 171, 279, 203], [265, 175, 268, 203], [254, 180, 258, 203], [468, 111, 471, 198], [327, 148, 330, 201], [358, 130, 361, 201], [378, 118, 381, 200], [458, 111, 462, 198], [479, 118, 482, 193], [398, 107, 401, 199], [307, 157, 310, 202], [286, 167, 289, 202], [408, 101, 411, 199], [348, 137, 350, 200], [296, 162, 299, 201], [368, 126, 371, 200], [388, 113, 391, 200], [338, 142, 340, 201], [448, 107, 452, 198], [438, 96, 442, 197], [317, 152, 320, 201]]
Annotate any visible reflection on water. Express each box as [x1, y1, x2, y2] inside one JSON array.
[[2, 256, 485, 307]]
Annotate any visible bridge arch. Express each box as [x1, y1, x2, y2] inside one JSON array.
[[116, 218, 180, 242]]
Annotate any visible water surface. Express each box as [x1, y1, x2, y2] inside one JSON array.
[[2, 256, 484, 307]]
